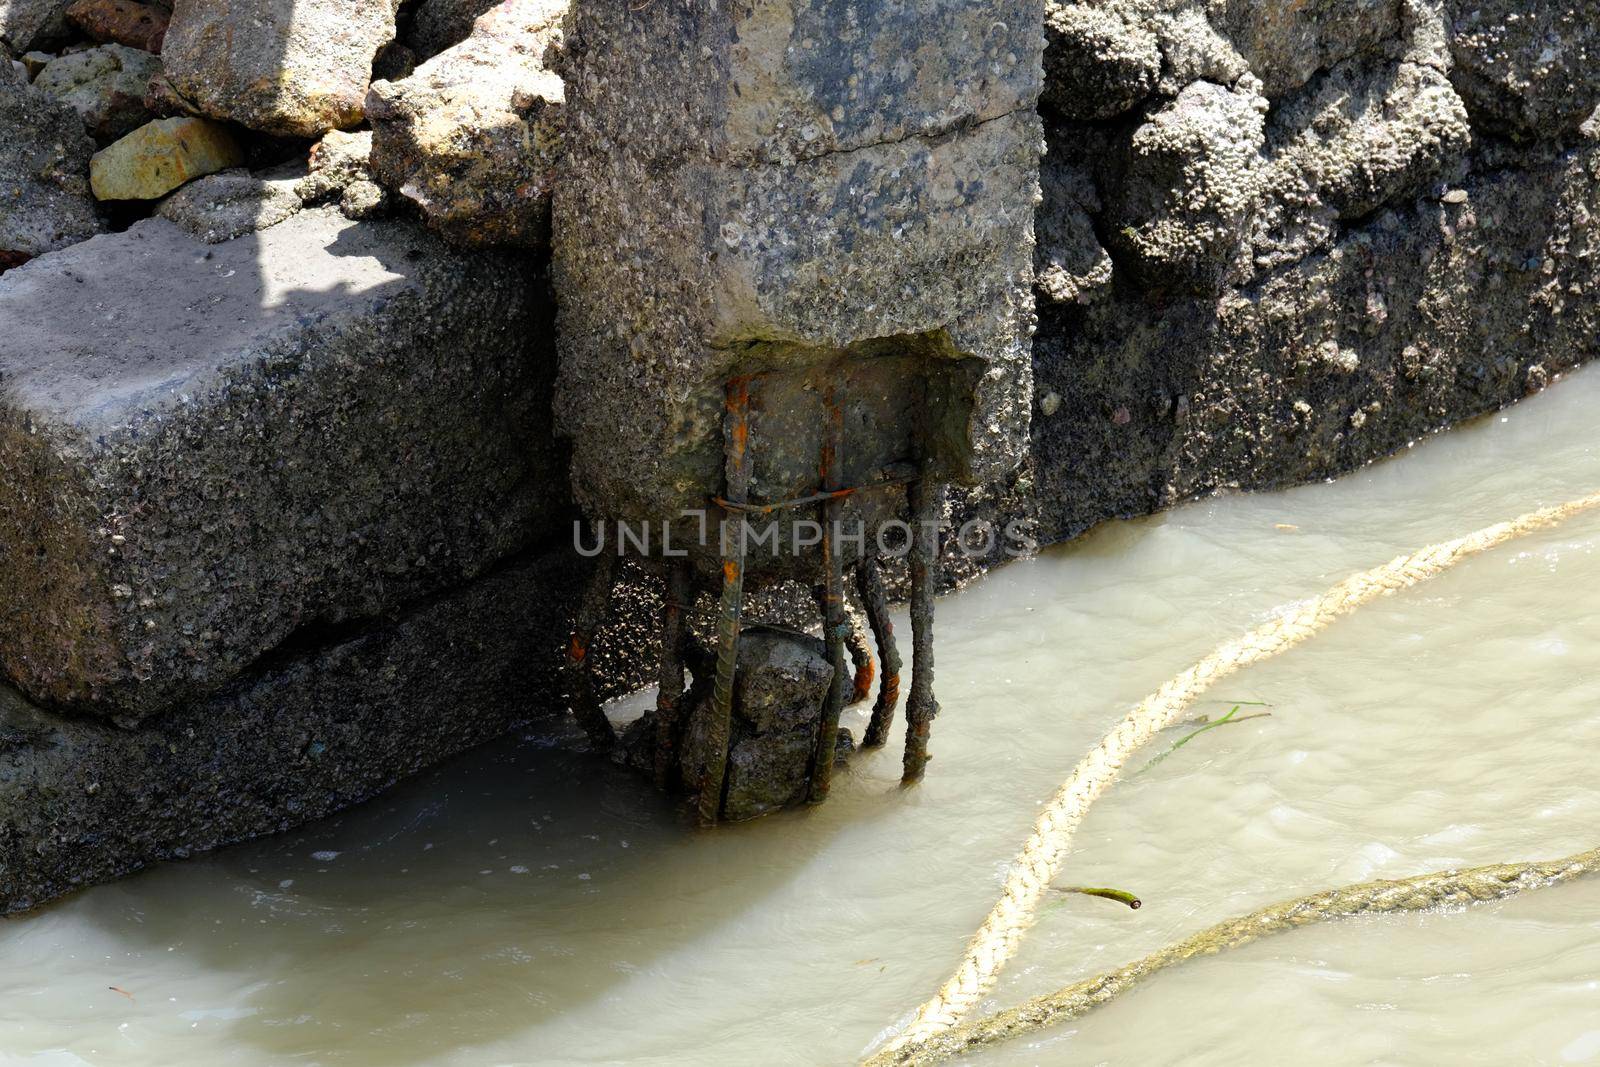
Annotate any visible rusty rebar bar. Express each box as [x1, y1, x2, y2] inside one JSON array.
[[698, 377, 753, 827], [653, 559, 693, 790], [856, 555, 902, 749], [845, 602, 875, 706], [902, 475, 944, 785], [566, 544, 618, 753], [809, 388, 849, 804]]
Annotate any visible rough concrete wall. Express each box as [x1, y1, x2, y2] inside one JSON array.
[[1009, 0, 1600, 547]]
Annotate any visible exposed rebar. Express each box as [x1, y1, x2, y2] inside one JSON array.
[[565, 544, 618, 752], [845, 603, 875, 706], [901, 475, 944, 785], [810, 388, 849, 804], [653, 559, 693, 790], [698, 377, 754, 827], [856, 555, 901, 749]]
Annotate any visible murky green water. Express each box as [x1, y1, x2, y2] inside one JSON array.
[[7, 365, 1600, 1066]]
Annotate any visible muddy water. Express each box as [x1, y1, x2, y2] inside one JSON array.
[[7, 368, 1600, 1067]]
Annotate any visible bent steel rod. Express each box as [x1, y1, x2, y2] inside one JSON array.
[[856, 555, 901, 749], [566, 544, 619, 752], [698, 377, 753, 826], [845, 604, 876, 705], [810, 390, 849, 804], [653, 559, 693, 790], [902, 473, 944, 784]]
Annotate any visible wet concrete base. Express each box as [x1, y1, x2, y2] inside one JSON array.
[[0, 548, 665, 915]]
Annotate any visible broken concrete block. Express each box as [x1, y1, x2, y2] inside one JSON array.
[[1103, 79, 1266, 296], [367, 0, 564, 248], [89, 115, 242, 200], [555, 0, 1044, 545], [64, 0, 167, 52], [156, 167, 302, 241], [0, 207, 563, 723], [668, 626, 837, 822], [0, 0, 73, 52], [0, 73, 103, 259], [161, 0, 400, 136], [1447, 0, 1600, 140], [32, 43, 159, 142]]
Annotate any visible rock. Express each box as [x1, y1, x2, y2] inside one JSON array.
[[0, 0, 72, 52], [20, 50, 51, 77], [32, 43, 159, 142], [88, 115, 242, 200], [1042, 2, 1160, 121], [1447, 0, 1600, 140], [1254, 57, 1471, 268], [295, 128, 374, 203], [1102, 80, 1266, 296], [732, 627, 835, 735], [0, 74, 103, 259], [64, 0, 167, 51], [1035, 125, 1113, 306], [161, 0, 400, 137], [339, 178, 387, 218], [1208, 0, 1404, 96], [673, 626, 837, 822], [367, 0, 565, 248], [371, 38, 415, 81], [156, 167, 302, 241], [406, 0, 498, 59], [0, 207, 564, 722]]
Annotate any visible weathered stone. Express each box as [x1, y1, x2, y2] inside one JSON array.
[[0, 0, 72, 52], [406, 0, 497, 59], [156, 167, 302, 241], [1035, 124, 1113, 306], [339, 177, 387, 218], [1447, 0, 1600, 140], [0, 74, 103, 258], [555, 0, 1043, 556], [1252, 53, 1471, 271], [89, 115, 241, 199], [1042, 2, 1160, 121], [1208, 0, 1404, 96], [64, 0, 167, 51], [672, 625, 836, 822], [295, 128, 375, 204], [367, 0, 564, 248], [731, 626, 834, 736], [1103, 79, 1266, 296], [0, 207, 563, 722], [33, 43, 159, 142], [161, 0, 400, 137], [19, 50, 52, 77], [1028, 120, 1600, 546]]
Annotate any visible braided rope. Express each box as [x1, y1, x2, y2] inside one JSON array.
[[868, 843, 1600, 1066], [874, 490, 1600, 1058]]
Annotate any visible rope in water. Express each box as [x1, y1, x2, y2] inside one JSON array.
[[866, 844, 1600, 1066], [871, 489, 1600, 1059]]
